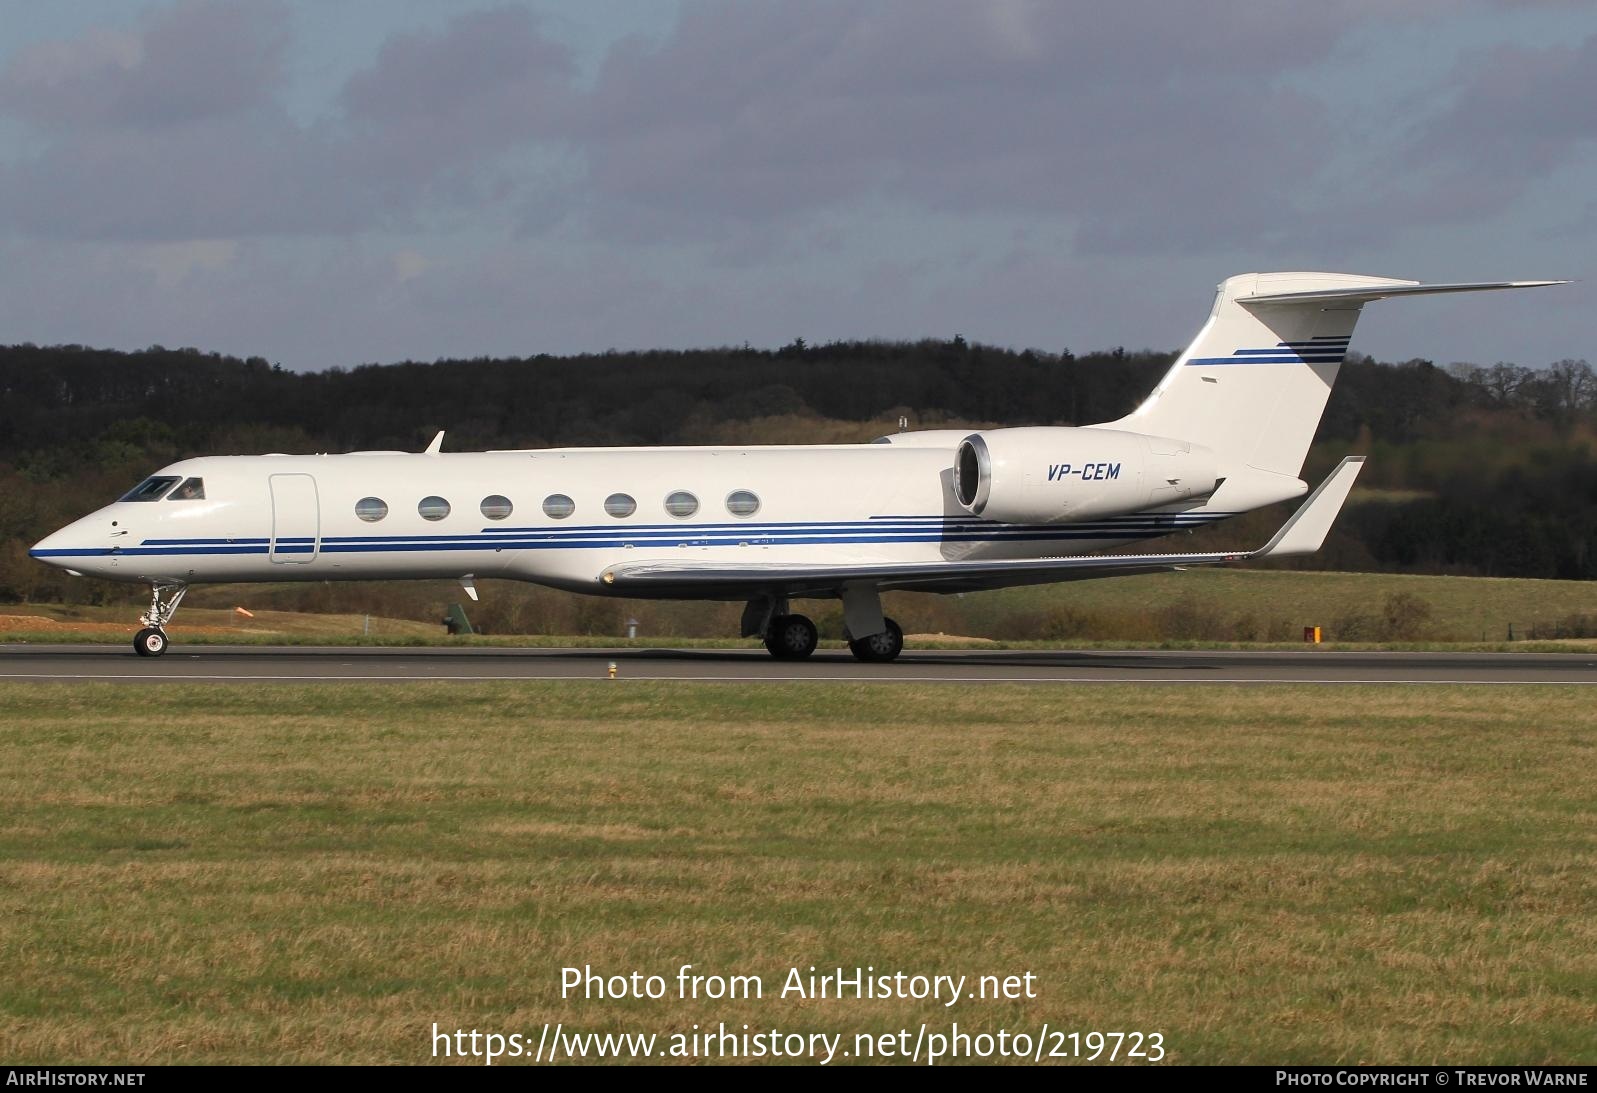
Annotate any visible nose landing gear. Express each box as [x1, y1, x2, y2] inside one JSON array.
[[133, 627, 168, 657], [133, 583, 187, 657]]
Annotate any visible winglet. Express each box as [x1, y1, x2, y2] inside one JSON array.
[[1253, 456, 1365, 558], [424, 430, 445, 455]]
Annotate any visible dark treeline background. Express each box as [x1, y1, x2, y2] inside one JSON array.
[[3, 339, 1596, 607]]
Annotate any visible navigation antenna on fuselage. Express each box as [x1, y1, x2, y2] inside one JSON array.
[[424, 430, 445, 455]]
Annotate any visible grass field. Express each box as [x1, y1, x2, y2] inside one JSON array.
[[9, 567, 1597, 649], [0, 604, 440, 643], [974, 567, 1597, 641], [0, 682, 1593, 1065]]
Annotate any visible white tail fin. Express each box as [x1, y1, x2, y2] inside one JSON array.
[[1105, 272, 1566, 483]]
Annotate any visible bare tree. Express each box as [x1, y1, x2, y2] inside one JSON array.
[[1538, 359, 1596, 424]]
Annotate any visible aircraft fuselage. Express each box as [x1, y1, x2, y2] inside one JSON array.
[[31, 444, 1226, 596]]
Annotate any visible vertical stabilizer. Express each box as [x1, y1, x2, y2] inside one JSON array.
[[1103, 272, 1405, 480], [1103, 273, 1565, 485]]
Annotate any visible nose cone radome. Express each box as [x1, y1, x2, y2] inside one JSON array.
[[30, 527, 71, 561], [30, 518, 107, 573]]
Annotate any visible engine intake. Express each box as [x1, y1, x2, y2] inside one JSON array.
[[953, 427, 1217, 523], [955, 434, 992, 511]]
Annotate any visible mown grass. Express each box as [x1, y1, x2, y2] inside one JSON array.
[[13, 567, 1597, 648], [0, 604, 439, 642], [0, 683, 1592, 1065], [967, 568, 1597, 644]]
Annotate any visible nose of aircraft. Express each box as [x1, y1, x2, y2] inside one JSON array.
[[30, 516, 112, 574]]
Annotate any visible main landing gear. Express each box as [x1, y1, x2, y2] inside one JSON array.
[[754, 609, 906, 663], [760, 613, 906, 662], [133, 583, 187, 657], [763, 613, 819, 659], [847, 617, 904, 663]]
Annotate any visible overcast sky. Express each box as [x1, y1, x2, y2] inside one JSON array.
[[0, 1, 1591, 370]]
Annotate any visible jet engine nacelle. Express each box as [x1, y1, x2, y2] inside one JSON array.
[[953, 427, 1218, 523]]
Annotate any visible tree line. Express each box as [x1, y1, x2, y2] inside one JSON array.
[[1, 339, 1594, 604]]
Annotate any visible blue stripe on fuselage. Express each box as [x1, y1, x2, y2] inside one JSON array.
[[30, 514, 1233, 560]]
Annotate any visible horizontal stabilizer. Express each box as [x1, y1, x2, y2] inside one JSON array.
[[1241, 280, 1568, 305]]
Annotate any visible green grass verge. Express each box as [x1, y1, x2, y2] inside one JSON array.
[[0, 682, 1593, 1064], [12, 564, 1597, 653], [12, 568, 1597, 648], [965, 568, 1597, 643], [7, 630, 1597, 654]]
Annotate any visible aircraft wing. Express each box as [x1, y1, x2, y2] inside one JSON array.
[[600, 456, 1365, 598]]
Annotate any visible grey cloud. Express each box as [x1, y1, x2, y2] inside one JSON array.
[[0, 0, 288, 131], [0, 4, 575, 242], [340, 5, 574, 177], [562, 1, 1365, 252], [0, 0, 1497, 254], [332, 5, 581, 223], [0, 113, 370, 241], [1409, 36, 1597, 192], [1306, 32, 1597, 245], [343, 6, 571, 126], [0, 0, 352, 241], [0, 0, 1587, 370]]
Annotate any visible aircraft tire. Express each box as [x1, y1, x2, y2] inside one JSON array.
[[763, 614, 818, 659], [133, 627, 168, 657], [847, 617, 904, 663]]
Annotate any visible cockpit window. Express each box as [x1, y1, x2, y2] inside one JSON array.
[[119, 476, 181, 502], [168, 477, 205, 501]]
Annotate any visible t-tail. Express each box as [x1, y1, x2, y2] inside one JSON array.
[[1103, 272, 1567, 508]]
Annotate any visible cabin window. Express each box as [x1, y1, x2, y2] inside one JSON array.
[[603, 493, 637, 518], [168, 477, 205, 501], [664, 490, 699, 518], [480, 495, 513, 520], [726, 489, 760, 517], [119, 476, 180, 502], [355, 497, 388, 522], [418, 496, 451, 521], [542, 494, 575, 520]]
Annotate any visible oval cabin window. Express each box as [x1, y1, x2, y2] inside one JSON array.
[[603, 493, 637, 518], [726, 489, 760, 517], [664, 490, 699, 518], [418, 496, 451, 521], [480, 495, 513, 520], [542, 494, 575, 519], [355, 497, 388, 522]]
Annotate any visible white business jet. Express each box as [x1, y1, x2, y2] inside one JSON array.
[[31, 272, 1563, 660]]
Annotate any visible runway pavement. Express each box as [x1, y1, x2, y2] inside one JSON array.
[[3, 643, 1597, 684]]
